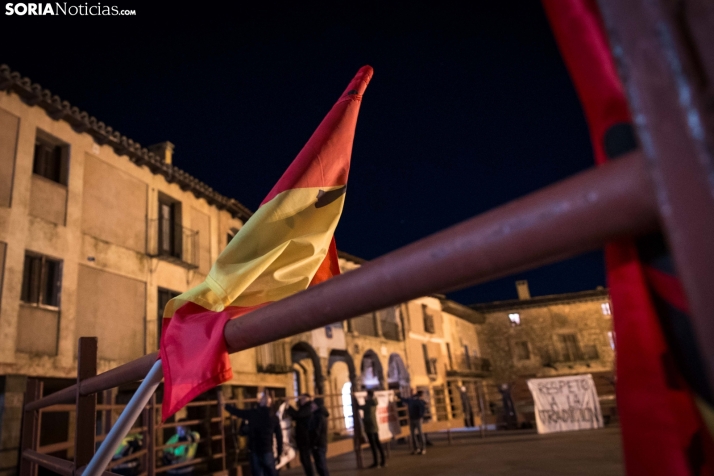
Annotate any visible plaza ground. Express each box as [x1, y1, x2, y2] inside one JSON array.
[[282, 426, 623, 476]]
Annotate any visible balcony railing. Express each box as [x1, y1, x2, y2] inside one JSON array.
[[256, 341, 292, 373], [147, 219, 199, 269], [380, 319, 402, 341], [447, 355, 491, 376]]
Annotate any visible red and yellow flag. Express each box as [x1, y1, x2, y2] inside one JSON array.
[[159, 66, 373, 420]]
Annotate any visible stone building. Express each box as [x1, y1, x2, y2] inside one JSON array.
[[469, 281, 617, 423]]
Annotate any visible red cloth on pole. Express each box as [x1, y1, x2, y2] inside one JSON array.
[[542, 1, 712, 474]]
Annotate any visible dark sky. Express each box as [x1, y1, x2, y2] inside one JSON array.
[[0, 1, 606, 305]]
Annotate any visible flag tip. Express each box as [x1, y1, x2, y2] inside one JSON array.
[[345, 66, 373, 96]]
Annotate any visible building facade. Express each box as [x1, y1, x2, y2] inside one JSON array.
[[0, 66, 616, 475], [470, 281, 617, 423]]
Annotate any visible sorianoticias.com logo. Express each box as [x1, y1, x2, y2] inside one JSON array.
[[5, 3, 136, 15]]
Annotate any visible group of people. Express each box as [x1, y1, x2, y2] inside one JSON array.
[[224, 392, 330, 476], [225, 388, 430, 474], [111, 388, 431, 476]]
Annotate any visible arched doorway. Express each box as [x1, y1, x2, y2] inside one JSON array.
[[328, 350, 357, 433], [360, 350, 385, 390], [291, 342, 324, 396], [388, 353, 411, 394]]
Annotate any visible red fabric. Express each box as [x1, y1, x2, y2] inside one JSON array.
[[542, 1, 708, 474], [261, 66, 373, 205], [643, 266, 690, 314], [160, 302, 270, 418], [310, 237, 341, 286]]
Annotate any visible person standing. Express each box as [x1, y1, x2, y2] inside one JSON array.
[[460, 386, 474, 427], [224, 393, 283, 476], [308, 399, 330, 476], [357, 390, 385, 468], [285, 394, 316, 476], [398, 390, 427, 455]]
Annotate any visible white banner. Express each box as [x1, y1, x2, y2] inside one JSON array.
[[527, 374, 603, 434], [354, 390, 402, 440]]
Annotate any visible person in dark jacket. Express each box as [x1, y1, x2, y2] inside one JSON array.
[[398, 390, 427, 455], [308, 399, 330, 476], [357, 390, 385, 468], [285, 394, 316, 476], [225, 393, 283, 476]]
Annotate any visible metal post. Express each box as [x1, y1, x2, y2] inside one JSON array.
[[477, 381, 487, 439], [598, 0, 714, 390], [75, 337, 98, 470], [103, 389, 115, 436], [217, 388, 227, 472], [19, 380, 42, 476], [147, 394, 156, 476], [84, 360, 163, 476], [350, 395, 363, 469]]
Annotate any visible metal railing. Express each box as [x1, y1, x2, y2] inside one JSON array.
[[447, 355, 491, 376], [16, 2, 714, 474], [146, 219, 199, 269]]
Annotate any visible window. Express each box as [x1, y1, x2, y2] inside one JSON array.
[[463, 345, 472, 370], [157, 288, 181, 342], [607, 331, 616, 350], [601, 302, 612, 315], [446, 343, 453, 370], [378, 307, 402, 341], [422, 305, 435, 334], [422, 344, 435, 375], [514, 341, 531, 361], [508, 313, 521, 326], [21, 253, 62, 307], [558, 334, 583, 362], [583, 344, 599, 360], [349, 313, 378, 337], [33, 132, 68, 185], [158, 195, 182, 258]]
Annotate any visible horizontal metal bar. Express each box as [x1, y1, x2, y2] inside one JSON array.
[[37, 441, 73, 454], [154, 456, 212, 474], [22, 449, 74, 476], [106, 449, 147, 469], [21, 450, 118, 476], [224, 151, 656, 352], [25, 353, 158, 412], [24, 151, 655, 412]]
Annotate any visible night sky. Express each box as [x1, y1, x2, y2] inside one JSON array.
[[1, 1, 606, 305]]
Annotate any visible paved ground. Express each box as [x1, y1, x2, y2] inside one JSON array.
[[282, 426, 624, 476]]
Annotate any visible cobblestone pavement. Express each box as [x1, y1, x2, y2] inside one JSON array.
[[281, 426, 624, 476]]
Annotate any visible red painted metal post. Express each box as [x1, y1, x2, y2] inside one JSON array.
[[19, 380, 42, 476], [598, 0, 714, 391], [75, 337, 98, 470], [24, 152, 657, 416], [224, 153, 657, 354]]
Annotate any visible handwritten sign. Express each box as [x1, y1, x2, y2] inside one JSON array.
[[527, 374, 603, 434]]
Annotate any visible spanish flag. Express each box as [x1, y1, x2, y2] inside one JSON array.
[[159, 66, 373, 420]]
